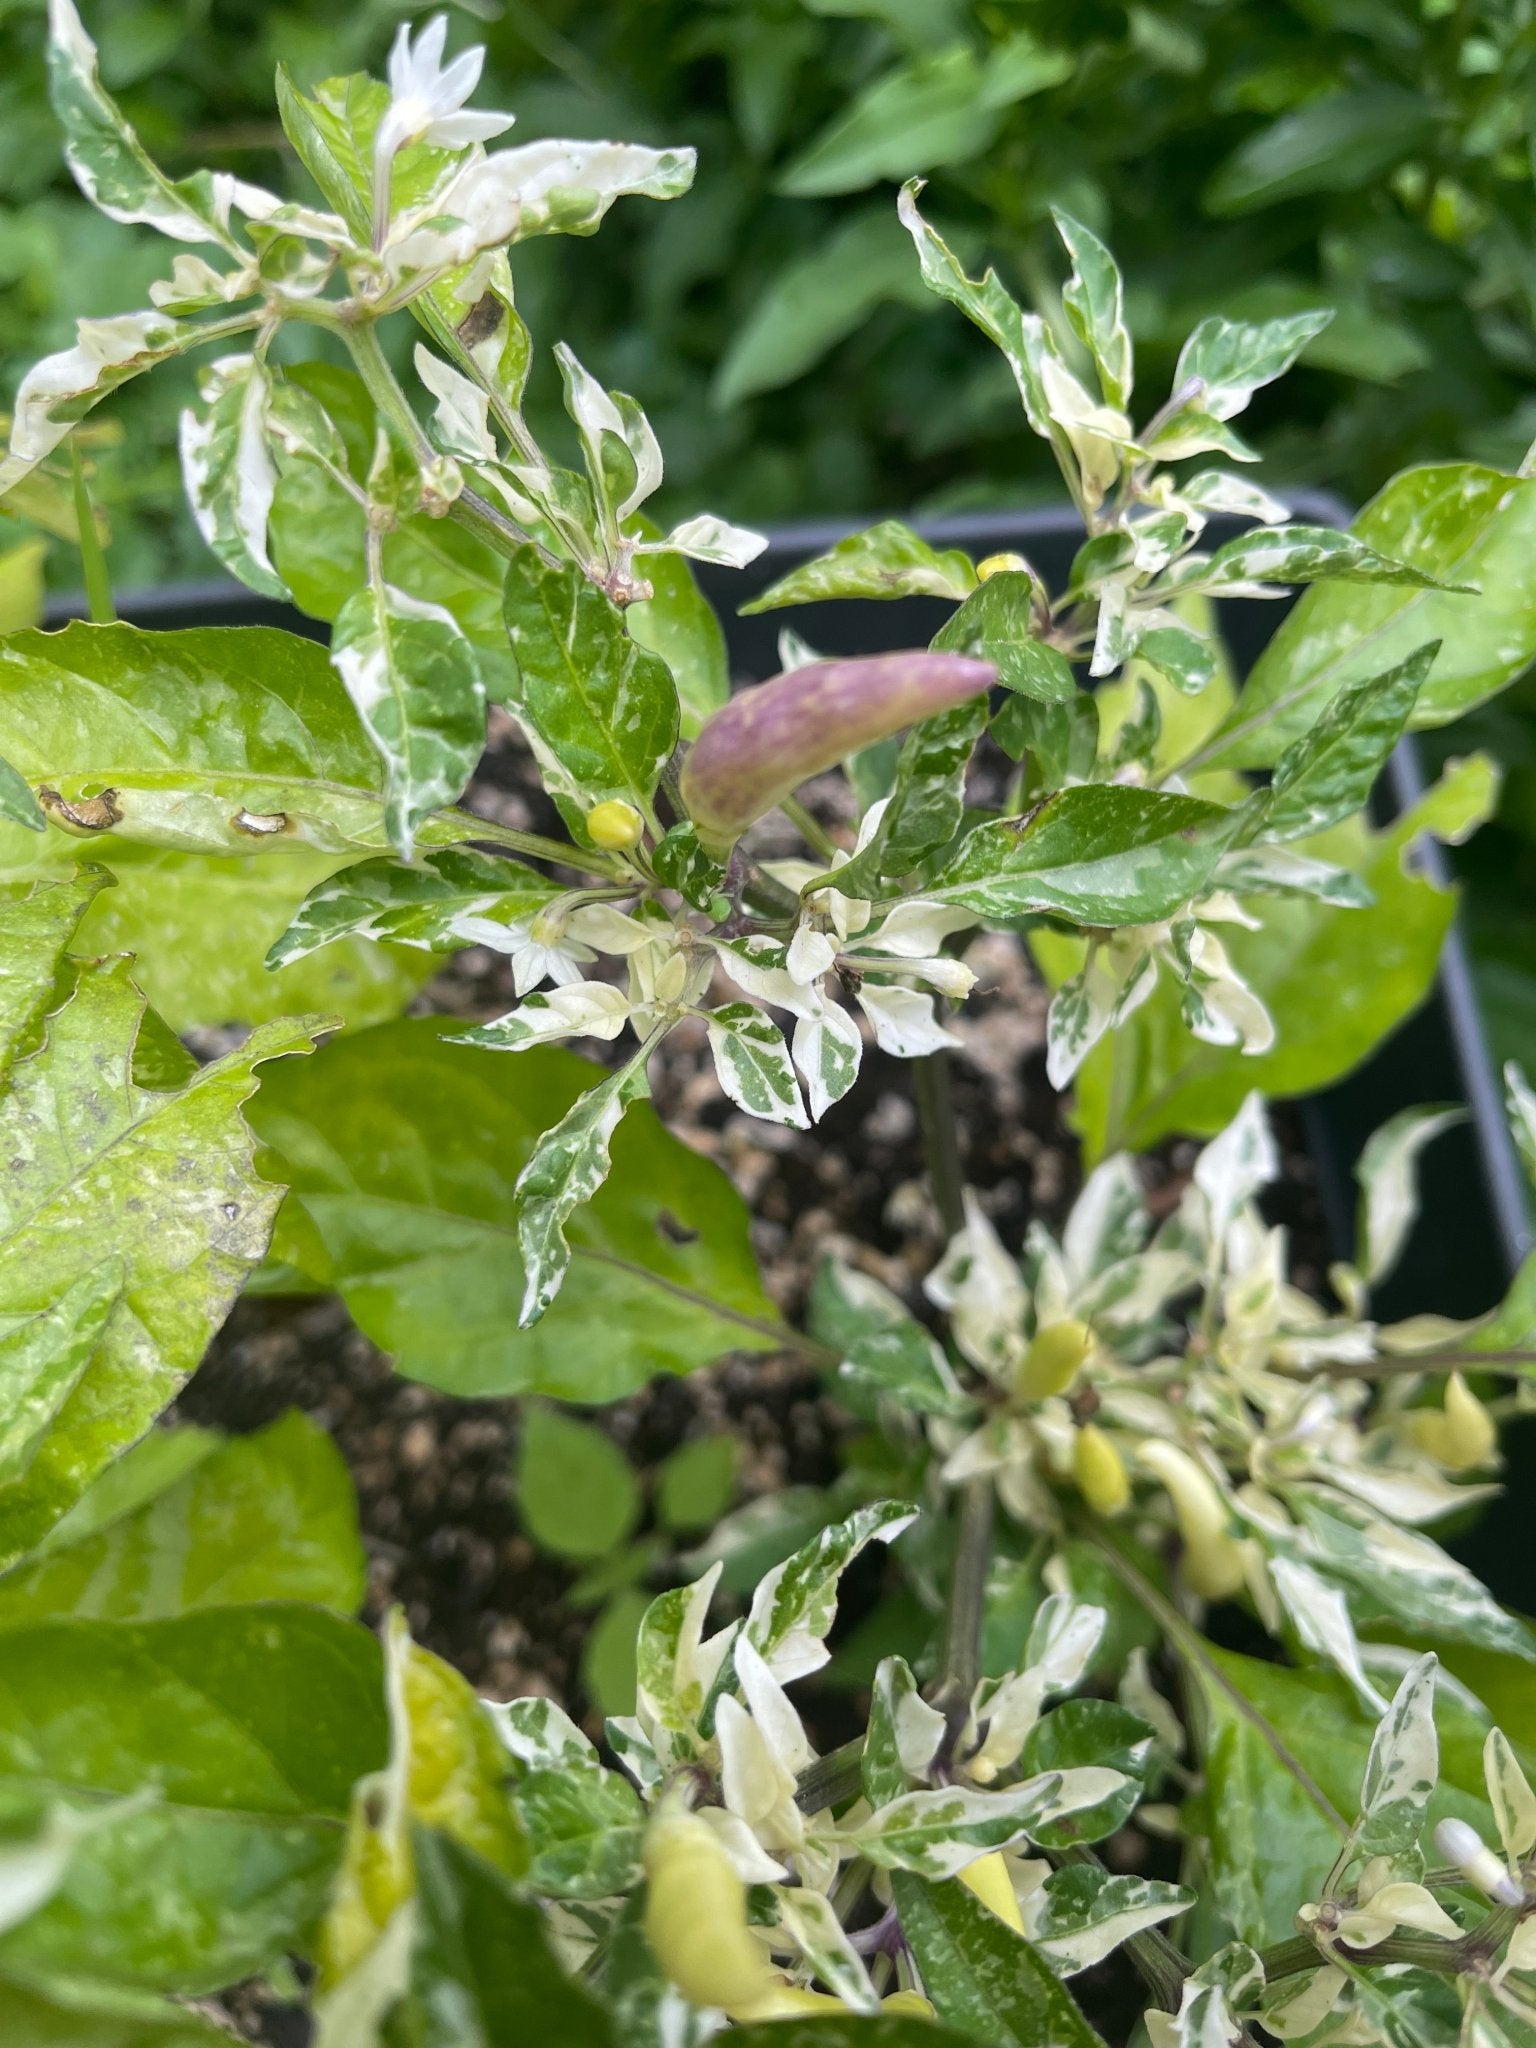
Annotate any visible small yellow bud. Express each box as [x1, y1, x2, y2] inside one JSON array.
[[1414, 1372, 1497, 1472], [958, 1850, 1024, 1933], [1017, 1318, 1093, 1401], [642, 1811, 777, 2017], [586, 799, 645, 851], [884, 1989, 938, 2017], [1074, 1423, 1131, 1518], [1137, 1441, 1246, 1602], [977, 551, 1029, 582]]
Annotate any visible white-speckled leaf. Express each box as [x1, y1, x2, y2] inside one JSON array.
[[776, 1887, 880, 2014], [179, 352, 286, 600], [1202, 525, 1456, 594], [1029, 1865, 1192, 1976], [1054, 210, 1132, 410], [330, 578, 485, 861], [705, 1004, 808, 1129], [267, 848, 561, 967], [1485, 1728, 1536, 1870], [1357, 1653, 1439, 1861], [741, 518, 975, 613], [744, 1499, 916, 1683], [1174, 311, 1332, 423]]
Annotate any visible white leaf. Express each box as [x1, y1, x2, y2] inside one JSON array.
[[0, 310, 192, 494], [462, 980, 631, 1050], [1194, 1091, 1278, 1248], [1355, 1104, 1467, 1286], [924, 1191, 1028, 1383], [413, 343, 498, 464], [855, 982, 958, 1058], [1270, 1556, 1387, 1714], [653, 513, 768, 568], [1505, 1061, 1536, 1189], [791, 1000, 862, 1120]]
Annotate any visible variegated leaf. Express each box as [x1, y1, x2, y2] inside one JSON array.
[[744, 1499, 916, 1683], [266, 848, 562, 967], [1354, 1103, 1467, 1285], [1029, 1865, 1193, 1975], [179, 352, 286, 599], [704, 1004, 808, 1129], [1357, 1653, 1439, 1863]]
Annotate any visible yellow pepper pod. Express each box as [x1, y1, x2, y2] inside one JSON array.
[[1017, 1318, 1093, 1401], [1074, 1423, 1131, 1518], [585, 798, 645, 850], [1439, 1372, 1497, 1471], [1137, 1440, 1246, 1601], [642, 1810, 778, 2017], [958, 1850, 1024, 1932]]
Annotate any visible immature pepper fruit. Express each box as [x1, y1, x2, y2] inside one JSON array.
[[1136, 1440, 1246, 1601], [641, 1809, 844, 2021], [586, 798, 645, 850], [1017, 1317, 1093, 1401], [958, 1850, 1024, 1932], [1074, 1422, 1131, 1518], [680, 650, 995, 858], [1410, 1371, 1497, 1472]]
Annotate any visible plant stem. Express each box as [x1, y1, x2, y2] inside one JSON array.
[[782, 794, 838, 862], [448, 812, 623, 878], [342, 318, 436, 466], [70, 443, 115, 624], [933, 1475, 994, 1740], [795, 1736, 866, 1815], [913, 1049, 966, 1238], [1304, 1348, 1536, 1380]]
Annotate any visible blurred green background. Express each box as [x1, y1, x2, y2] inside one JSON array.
[[1, 0, 1533, 1060]]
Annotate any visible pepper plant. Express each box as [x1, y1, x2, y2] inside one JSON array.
[[1, 7, 1536, 2044]]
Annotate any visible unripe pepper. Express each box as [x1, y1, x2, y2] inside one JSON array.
[[1137, 1441, 1246, 1601], [958, 1850, 1024, 1932], [1074, 1423, 1130, 1517], [641, 1810, 844, 2020], [1411, 1372, 1496, 1472], [1017, 1318, 1093, 1401], [680, 651, 995, 857], [884, 1988, 937, 2016], [586, 798, 645, 850]]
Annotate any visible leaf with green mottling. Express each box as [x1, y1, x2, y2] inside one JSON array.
[[745, 1499, 917, 1682], [1028, 1865, 1192, 1976], [0, 1605, 386, 1990], [0, 873, 323, 1569], [1019, 1699, 1152, 1848], [1206, 466, 1536, 766], [1173, 310, 1333, 421], [890, 1871, 1105, 2046], [1200, 524, 1455, 594], [742, 519, 975, 613], [503, 545, 677, 838], [930, 788, 1243, 928], [932, 572, 1074, 703], [626, 541, 730, 738], [827, 696, 988, 898], [267, 848, 562, 969], [178, 353, 286, 600], [0, 1412, 364, 1627], [1054, 211, 1131, 409], [1356, 1654, 1440, 1863], [705, 1003, 808, 1128], [250, 1021, 781, 1403], [331, 577, 485, 862], [1262, 642, 1436, 841], [512, 1766, 644, 1901]]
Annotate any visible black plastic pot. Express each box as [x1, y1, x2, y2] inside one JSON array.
[[50, 498, 1534, 1596]]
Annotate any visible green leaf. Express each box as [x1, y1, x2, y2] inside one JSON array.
[[1052, 759, 1495, 1155], [266, 848, 562, 969], [1190, 1642, 1504, 1945], [777, 41, 1068, 197], [0, 1412, 365, 1626], [249, 1021, 781, 1403], [391, 1827, 616, 2048], [656, 1435, 738, 1535], [741, 519, 975, 613], [0, 1972, 233, 2046], [929, 789, 1242, 928], [714, 208, 935, 407], [1207, 466, 1536, 767], [1262, 643, 1436, 841], [516, 1406, 641, 1562], [1173, 311, 1333, 422], [0, 875, 324, 1568], [829, 694, 988, 895], [932, 573, 1075, 703], [0, 1266, 122, 1491], [626, 543, 730, 740], [729, 2022, 979, 2048], [841, 1321, 971, 1418], [581, 1586, 648, 1718], [1019, 1699, 1152, 1848], [511, 1765, 644, 1900], [1201, 524, 1454, 593], [1205, 88, 1433, 213], [502, 545, 678, 838], [0, 757, 42, 833], [178, 353, 286, 600], [1053, 211, 1132, 410], [331, 578, 485, 862], [0, 1605, 386, 1989], [889, 1871, 1105, 2047]]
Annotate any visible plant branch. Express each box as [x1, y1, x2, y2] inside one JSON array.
[[932, 1475, 994, 1741], [450, 812, 623, 878], [913, 1049, 966, 1239], [795, 1736, 866, 1815], [1301, 1348, 1536, 1380]]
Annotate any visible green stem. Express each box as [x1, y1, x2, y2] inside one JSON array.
[[448, 812, 623, 879], [782, 794, 838, 862], [70, 442, 115, 624], [795, 1737, 866, 1815], [913, 1050, 966, 1239], [342, 317, 435, 465], [932, 1475, 994, 1740]]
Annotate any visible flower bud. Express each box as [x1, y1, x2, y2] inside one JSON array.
[[1017, 1318, 1093, 1401], [642, 1810, 777, 2016], [1074, 1423, 1130, 1518], [958, 1850, 1024, 1933], [1434, 1817, 1523, 1906], [585, 799, 645, 851], [1137, 1441, 1246, 1601], [681, 651, 995, 857]]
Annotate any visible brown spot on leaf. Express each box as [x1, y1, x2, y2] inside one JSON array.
[[231, 808, 292, 837], [456, 293, 504, 348], [654, 1209, 699, 1246], [38, 785, 120, 833]]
